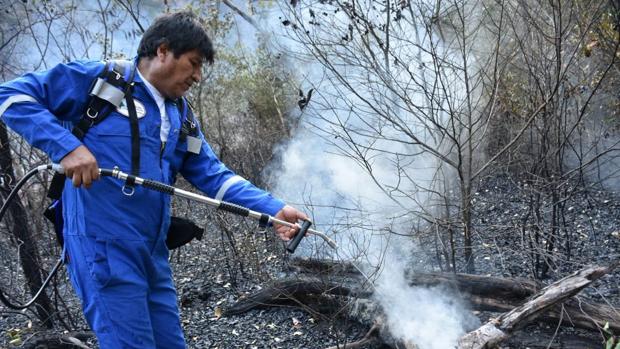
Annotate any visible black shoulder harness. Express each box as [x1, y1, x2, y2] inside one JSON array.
[[48, 59, 139, 200]]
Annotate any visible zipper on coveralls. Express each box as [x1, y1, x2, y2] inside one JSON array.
[[160, 141, 165, 168]]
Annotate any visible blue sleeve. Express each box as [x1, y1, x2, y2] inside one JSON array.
[[0, 60, 105, 162], [180, 130, 286, 217]]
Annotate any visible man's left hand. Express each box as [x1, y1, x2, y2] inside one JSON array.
[[273, 205, 309, 241]]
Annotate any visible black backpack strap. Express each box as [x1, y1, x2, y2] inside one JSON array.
[[114, 61, 139, 179], [48, 60, 138, 200], [178, 98, 198, 141], [72, 61, 134, 138], [177, 98, 201, 166], [125, 73, 140, 186]]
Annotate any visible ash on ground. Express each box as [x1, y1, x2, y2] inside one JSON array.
[[1, 174, 618, 348]]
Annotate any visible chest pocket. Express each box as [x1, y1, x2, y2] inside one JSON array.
[[90, 112, 143, 136], [86, 108, 160, 174]]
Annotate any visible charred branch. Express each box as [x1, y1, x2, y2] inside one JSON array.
[[229, 259, 620, 337], [21, 331, 94, 349], [322, 321, 382, 349], [457, 263, 619, 349], [221, 0, 259, 30], [224, 278, 357, 318]]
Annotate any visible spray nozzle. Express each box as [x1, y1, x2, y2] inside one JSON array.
[[284, 221, 339, 252], [309, 229, 338, 250]]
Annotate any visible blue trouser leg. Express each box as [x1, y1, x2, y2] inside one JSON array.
[[149, 240, 186, 349], [65, 235, 185, 349]]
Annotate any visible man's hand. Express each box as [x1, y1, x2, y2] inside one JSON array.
[[60, 145, 99, 188], [273, 205, 310, 241]]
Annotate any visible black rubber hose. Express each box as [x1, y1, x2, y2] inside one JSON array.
[[99, 168, 115, 177], [0, 166, 41, 222], [0, 165, 63, 310], [0, 259, 63, 310]]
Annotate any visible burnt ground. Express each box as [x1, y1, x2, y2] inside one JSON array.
[[469, 173, 620, 303], [1, 173, 618, 348]]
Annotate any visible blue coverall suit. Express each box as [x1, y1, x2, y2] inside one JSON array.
[[0, 60, 285, 348]]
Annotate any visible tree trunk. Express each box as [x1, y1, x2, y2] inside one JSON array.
[[0, 122, 54, 327], [462, 183, 476, 273]]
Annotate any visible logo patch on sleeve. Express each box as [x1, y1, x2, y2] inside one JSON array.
[[116, 99, 147, 119]]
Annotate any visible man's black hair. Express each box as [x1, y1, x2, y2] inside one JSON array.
[[138, 10, 214, 64]]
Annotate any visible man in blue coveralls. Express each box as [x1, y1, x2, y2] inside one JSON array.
[[0, 10, 308, 348]]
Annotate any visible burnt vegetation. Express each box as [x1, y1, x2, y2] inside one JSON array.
[[1, 0, 619, 348]]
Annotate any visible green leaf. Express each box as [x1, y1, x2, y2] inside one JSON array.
[[607, 337, 615, 349], [614, 340, 620, 349]]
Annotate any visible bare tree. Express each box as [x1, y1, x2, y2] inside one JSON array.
[[276, 0, 619, 276], [488, 0, 620, 278], [0, 0, 146, 335]]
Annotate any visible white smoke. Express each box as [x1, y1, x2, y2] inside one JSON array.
[[372, 239, 479, 348], [272, 127, 484, 348], [226, 0, 482, 347]]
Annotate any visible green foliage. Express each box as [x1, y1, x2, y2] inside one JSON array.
[[492, 0, 620, 164], [200, 36, 297, 129], [6, 328, 22, 346], [5, 325, 34, 347], [604, 322, 620, 349], [579, 3, 620, 128], [187, 9, 299, 183]]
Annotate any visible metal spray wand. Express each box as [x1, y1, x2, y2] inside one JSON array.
[[49, 164, 338, 253]]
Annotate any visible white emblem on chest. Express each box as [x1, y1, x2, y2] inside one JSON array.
[[116, 99, 147, 119]]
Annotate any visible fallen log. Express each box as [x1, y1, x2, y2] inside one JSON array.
[[289, 258, 540, 303], [288, 258, 620, 332], [407, 272, 540, 302], [545, 297, 620, 333], [456, 263, 619, 349], [224, 278, 356, 317], [228, 276, 619, 334], [225, 260, 620, 348], [504, 330, 601, 349], [228, 261, 617, 348]]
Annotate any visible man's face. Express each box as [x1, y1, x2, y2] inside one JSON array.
[[157, 46, 204, 99]]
